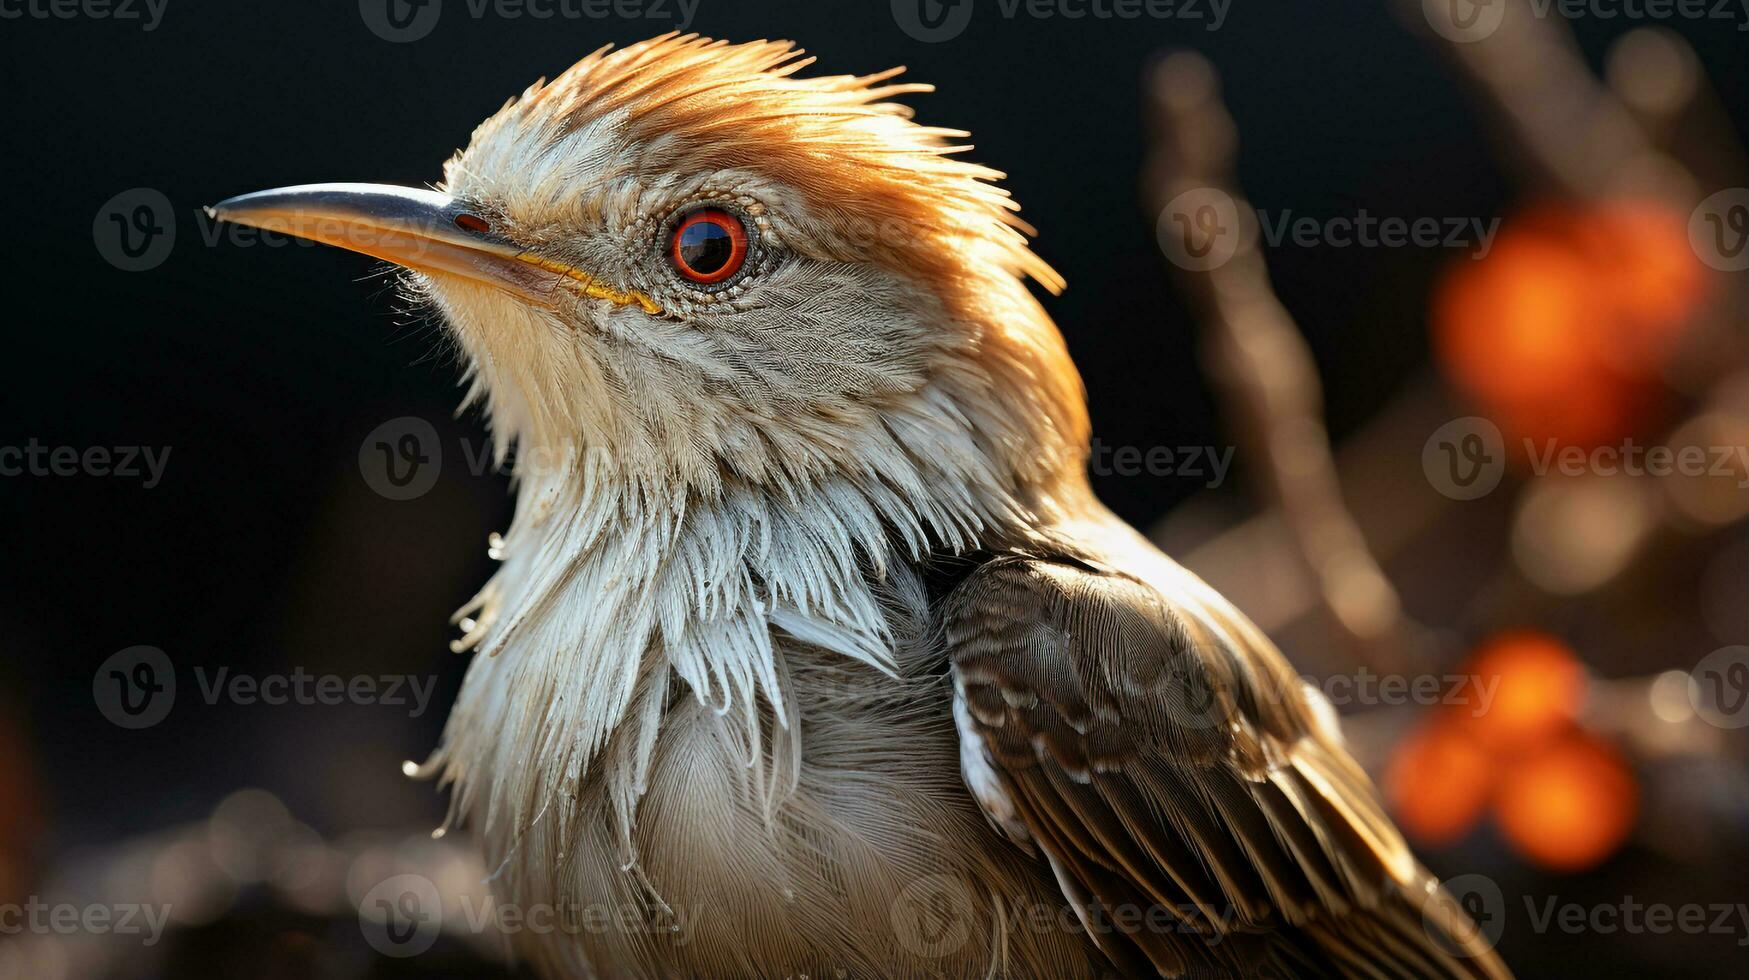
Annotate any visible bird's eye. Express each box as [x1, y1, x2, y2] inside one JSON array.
[[669, 208, 749, 286]]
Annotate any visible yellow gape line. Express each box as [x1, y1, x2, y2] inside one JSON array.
[[515, 252, 662, 315]]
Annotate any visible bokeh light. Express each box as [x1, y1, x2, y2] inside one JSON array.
[[1432, 202, 1707, 451], [1462, 631, 1589, 752], [1386, 719, 1493, 846], [1496, 732, 1639, 872]]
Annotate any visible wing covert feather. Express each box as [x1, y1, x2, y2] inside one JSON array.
[[943, 554, 1510, 979]]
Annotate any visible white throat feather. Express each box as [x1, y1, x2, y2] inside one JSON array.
[[410, 376, 1044, 879]]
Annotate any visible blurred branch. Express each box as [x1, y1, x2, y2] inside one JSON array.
[[1140, 14, 1749, 676], [1403, 0, 1677, 200], [1605, 28, 1749, 197], [1142, 53, 1425, 675]]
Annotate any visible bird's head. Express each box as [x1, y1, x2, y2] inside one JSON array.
[[214, 37, 1103, 860], [215, 33, 1089, 516]]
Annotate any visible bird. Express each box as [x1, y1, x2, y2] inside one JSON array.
[[211, 33, 1511, 980]]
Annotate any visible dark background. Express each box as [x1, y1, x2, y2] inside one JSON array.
[[2, 0, 1746, 976]]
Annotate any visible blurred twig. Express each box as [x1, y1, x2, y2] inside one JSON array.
[[1404, 0, 1675, 200], [1142, 53, 1425, 675]]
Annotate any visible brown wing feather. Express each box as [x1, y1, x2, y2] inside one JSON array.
[[944, 554, 1512, 980]]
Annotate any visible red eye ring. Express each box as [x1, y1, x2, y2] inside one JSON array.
[[670, 208, 749, 285]]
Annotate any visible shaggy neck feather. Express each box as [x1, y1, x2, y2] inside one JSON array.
[[413, 376, 1052, 880]]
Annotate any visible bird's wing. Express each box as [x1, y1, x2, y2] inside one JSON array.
[[942, 552, 1510, 979]]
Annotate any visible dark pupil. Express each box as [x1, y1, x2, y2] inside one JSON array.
[[678, 219, 734, 274]]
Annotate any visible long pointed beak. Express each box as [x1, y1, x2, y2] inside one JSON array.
[[207, 183, 659, 314]]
